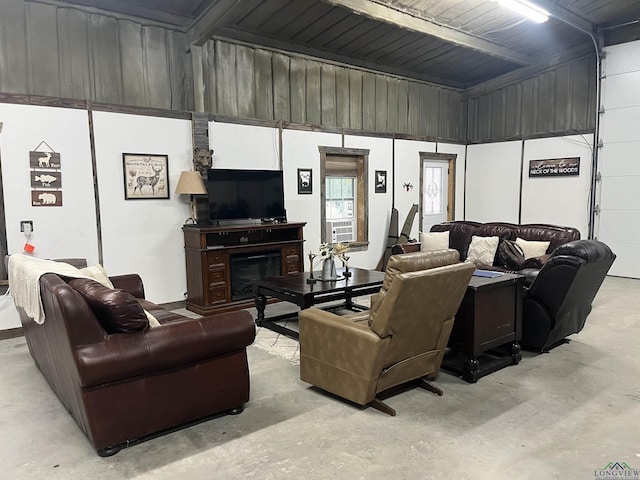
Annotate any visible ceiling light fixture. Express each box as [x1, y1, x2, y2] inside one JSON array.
[[494, 0, 549, 23]]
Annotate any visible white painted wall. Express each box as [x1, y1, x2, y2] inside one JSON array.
[[0, 104, 98, 262], [521, 134, 593, 237], [438, 142, 466, 221], [464, 137, 593, 234], [465, 141, 521, 223], [394, 139, 436, 239], [599, 39, 640, 278], [92, 112, 193, 303], [281, 129, 341, 259], [1, 97, 621, 332], [210, 121, 279, 169], [344, 135, 393, 268]]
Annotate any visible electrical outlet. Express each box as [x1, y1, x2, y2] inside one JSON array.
[[20, 220, 33, 234]]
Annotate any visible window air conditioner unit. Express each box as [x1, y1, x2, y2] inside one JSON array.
[[326, 219, 355, 243]]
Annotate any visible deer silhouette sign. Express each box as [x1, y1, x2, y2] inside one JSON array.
[[134, 164, 164, 195]]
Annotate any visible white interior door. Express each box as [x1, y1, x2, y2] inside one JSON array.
[[421, 160, 449, 232]]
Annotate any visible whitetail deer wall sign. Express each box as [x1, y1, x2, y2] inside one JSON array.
[[123, 154, 170, 200]]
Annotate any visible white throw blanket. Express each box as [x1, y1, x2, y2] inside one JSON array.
[[8, 254, 91, 325]]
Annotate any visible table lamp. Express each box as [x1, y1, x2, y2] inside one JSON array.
[[175, 171, 207, 224]]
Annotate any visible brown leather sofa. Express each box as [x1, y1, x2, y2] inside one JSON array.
[[393, 221, 581, 272], [299, 249, 474, 416], [13, 268, 256, 456]]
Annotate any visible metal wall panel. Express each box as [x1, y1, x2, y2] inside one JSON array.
[[348, 70, 363, 130], [57, 8, 92, 100], [321, 65, 337, 127], [254, 48, 274, 120], [0, 2, 465, 139], [204, 41, 217, 113], [199, 39, 464, 139], [306, 61, 322, 126], [120, 21, 147, 105], [289, 56, 306, 124], [236, 45, 256, 119], [375, 74, 388, 132], [336, 66, 350, 128], [0, 1, 28, 93], [89, 15, 124, 105], [407, 82, 420, 135], [0, 0, 191, 110], [386, 77, 399, 133], [397, 80, 409, 134], [27, 2, 61, 96], [273, 53, 291, 122], [467, 56, 596, 142], [362, 72, 376, 131], [216, 40, 238, 116]]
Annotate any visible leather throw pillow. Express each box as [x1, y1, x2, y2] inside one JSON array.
[[68, 278, 149, 334], [496, 239, 525, 271]]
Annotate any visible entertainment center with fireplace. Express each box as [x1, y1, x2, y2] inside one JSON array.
[[183, 167, 305, 315]]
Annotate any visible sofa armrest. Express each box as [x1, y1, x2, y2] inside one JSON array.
[[109, 274, 145, 298], [391, 242, 421, 254], [521, 254, 551, 270], [299, 308, 389, 379], [75, 311, 255, 387], [519, 268, 539, 290]]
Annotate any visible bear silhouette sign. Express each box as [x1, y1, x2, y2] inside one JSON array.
[[31, 190, 62, 207]]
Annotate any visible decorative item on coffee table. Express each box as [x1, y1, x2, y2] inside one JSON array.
[[307, 252, 318, 284], [339, 254, 351, 277], [317, 242, 350, 281]]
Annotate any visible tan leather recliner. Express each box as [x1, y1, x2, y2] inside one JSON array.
[[299, 249, 474, 416]]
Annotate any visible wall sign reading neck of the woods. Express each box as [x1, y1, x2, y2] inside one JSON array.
[[529, 157, 580, 177]]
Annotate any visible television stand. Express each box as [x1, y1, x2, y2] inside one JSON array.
[[183, 222, 306, 315]]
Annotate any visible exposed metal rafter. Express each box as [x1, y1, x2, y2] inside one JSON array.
[[215, 28, 467, 88], [462, 44, 594, 99], [189, 0, 256, 46], [320, 0, 535, 65]]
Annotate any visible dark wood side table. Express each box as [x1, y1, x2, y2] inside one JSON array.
[[253, 267, 385, 340], [441, 272, 523, 383]]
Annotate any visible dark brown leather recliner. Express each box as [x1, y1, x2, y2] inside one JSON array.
[[299, 249, 474, 416], [11, 263, 255, 456], [521, 239, 616, 352]]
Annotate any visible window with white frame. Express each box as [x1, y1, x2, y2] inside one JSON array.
[[325, 176, 356, 243]]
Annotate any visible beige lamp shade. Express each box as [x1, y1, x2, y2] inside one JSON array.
[[175, 171, 206, 224], [175, 171, 207, 195]]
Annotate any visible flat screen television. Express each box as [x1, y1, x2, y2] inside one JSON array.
[[207, 168, 286, 223]]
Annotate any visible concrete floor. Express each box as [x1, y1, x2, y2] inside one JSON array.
[[0, 276, 639, 479]]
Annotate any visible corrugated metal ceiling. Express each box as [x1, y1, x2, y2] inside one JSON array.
[[53, 0, 640, 88]]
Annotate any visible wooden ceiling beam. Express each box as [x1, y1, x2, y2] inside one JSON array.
[[320, 0, 534, 65]]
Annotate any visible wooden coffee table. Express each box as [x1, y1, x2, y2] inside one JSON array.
[[441, 272, 524, 383], [253, 267, 385, 340]]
